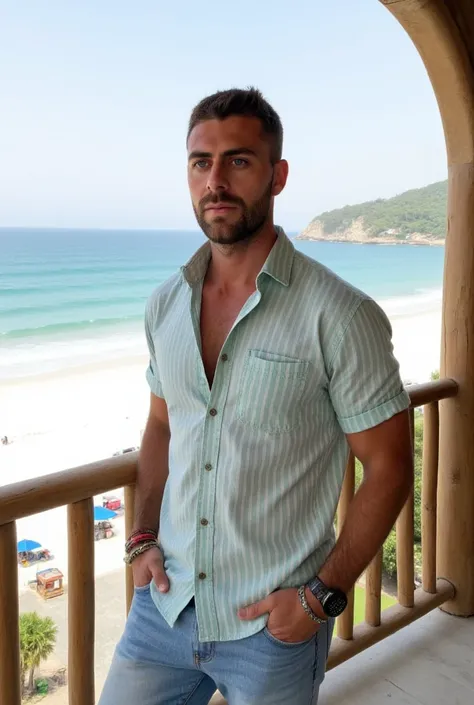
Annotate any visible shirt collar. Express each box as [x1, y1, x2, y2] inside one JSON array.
[[181, 226, 295, 288]]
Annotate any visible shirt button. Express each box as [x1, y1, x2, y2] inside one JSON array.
[[205, 463, 212, 471], [200, 518, 209, 526], [221, 353, 228, 362], [199, 572, 207, 580], [209, 408, 217, 417]]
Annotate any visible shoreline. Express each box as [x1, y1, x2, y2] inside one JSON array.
[[294, 235, 444, 247]]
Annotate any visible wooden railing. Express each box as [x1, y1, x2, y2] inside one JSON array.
[[0, 454, 138, 705], [0, 379, 458, 704], [327, 378, 458, 670]]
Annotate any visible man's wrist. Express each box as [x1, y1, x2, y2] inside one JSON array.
[[304, 586, 327, 620]]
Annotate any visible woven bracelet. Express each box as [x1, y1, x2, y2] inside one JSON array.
[[123, 540, 160, 565]]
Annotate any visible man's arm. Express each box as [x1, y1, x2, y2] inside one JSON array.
[[316, 409, 413, 595], [133, 392, 170, 530], [131, 392, 171, 590], [238, 410, 413, 639]]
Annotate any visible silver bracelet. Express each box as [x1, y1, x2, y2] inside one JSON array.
[[297, 585, 327, 625]]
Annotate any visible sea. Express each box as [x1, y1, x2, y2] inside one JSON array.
[[0, 228, 445, 382]]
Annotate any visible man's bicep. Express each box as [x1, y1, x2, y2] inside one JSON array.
[[328, 299, 410, 434], [345, 410, 412, 474], [149, 392, 170, 433]]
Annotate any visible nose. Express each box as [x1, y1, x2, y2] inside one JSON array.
[[206, 162, 229, 194]]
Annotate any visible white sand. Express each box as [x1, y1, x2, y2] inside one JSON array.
[[1, 307, 442, 590]]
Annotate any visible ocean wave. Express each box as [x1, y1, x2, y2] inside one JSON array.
[[377, 287, 442, 317], [2, 262, 161, 278], [0, 275, 164, 296], [1, 314, 144, 340], [0, 295, 147, 317]]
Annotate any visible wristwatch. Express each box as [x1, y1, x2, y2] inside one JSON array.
[[306, 576, 348, 618]]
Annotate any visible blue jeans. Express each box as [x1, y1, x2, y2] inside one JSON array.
[[99, 585, 333, 705]]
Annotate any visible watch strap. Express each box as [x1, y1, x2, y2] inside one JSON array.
[[307, 576, 328, 604]]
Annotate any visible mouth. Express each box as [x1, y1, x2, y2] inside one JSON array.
[[204, 204, 238, 214]]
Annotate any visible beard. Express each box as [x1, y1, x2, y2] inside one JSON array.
[[193, 177, 274, 246]]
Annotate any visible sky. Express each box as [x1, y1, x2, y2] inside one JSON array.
[[0, 1, 447, 231]]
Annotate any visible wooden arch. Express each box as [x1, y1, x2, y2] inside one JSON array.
[[381, 0, 474, 616]]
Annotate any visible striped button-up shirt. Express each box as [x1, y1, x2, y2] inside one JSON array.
[[145, 227, 410, 642]]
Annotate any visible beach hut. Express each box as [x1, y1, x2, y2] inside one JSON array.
[[35, 568, 64, 600]]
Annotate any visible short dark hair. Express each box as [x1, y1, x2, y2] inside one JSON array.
[[187, 87, 283, 163]]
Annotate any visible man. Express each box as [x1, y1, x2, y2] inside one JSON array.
[[99, 87, 413, 705]]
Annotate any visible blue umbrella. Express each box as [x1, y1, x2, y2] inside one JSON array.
[[17, 539, 42, 552], [93, 506, 117, 521]]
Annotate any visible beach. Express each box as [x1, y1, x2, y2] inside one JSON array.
[[2, 303, 442, 590]]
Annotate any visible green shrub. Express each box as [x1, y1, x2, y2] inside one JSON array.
[[383, 529, 398, 578]]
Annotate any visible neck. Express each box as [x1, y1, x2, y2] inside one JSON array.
[[206, 222, 277, 290]]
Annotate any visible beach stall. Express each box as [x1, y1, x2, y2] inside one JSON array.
[[17, 539, 54, 568], [93, 506, 117, 540], [35, 568, 64, 600]]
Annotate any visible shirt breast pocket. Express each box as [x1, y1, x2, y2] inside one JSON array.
[[236, 350, 310, 435]]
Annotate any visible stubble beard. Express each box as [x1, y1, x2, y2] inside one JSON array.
[[193, 178, 274, 247]]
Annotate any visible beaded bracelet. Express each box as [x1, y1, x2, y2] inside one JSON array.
[[123, 540, 160, 565], [125, 531, 158, 554]]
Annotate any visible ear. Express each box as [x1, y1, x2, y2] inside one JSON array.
[[271, 159, 289, 197]]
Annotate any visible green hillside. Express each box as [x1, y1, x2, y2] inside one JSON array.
[[312, 180, 447, 239]]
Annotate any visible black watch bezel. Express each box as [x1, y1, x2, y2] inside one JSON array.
[[307, 577, 348, 618]]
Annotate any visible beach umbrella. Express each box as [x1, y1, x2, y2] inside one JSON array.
[[17, 539, 42, 552], [93, 506, 117, 521]]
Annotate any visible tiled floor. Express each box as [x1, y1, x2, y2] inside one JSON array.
[[322, 609, 474, 705]]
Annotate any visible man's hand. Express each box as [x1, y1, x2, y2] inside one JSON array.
[[132, 546, 169, 593], [238, 588, 323, 643]]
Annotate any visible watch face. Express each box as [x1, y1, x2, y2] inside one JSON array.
[[323, 589, 348, 617]]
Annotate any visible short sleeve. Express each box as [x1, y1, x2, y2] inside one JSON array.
[[144, 300, 165, 399], [328, 299, 410, 434]]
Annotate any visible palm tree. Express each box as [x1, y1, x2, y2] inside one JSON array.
[[19, 612, 57, 694]]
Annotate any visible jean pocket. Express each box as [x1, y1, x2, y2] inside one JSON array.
[[237, 350, 309, 435], [134, 582, 152, 593], [262, 627, 316, 649]]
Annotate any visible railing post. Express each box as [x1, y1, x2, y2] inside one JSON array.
[[68, 499, 95, 705], [0, 522, 21, 705], [396, 408, 415, 608], [422, 401, 439, 594], [365, 549, 383, 627], [336, 453, 355, 639], [124, 484, 136, 614], [438, 164, 474, 616]]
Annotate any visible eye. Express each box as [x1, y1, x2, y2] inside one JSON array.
[[232, 158, 248, 167], [193, 160, 209, 169]]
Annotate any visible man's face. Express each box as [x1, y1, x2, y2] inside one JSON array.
[[187, 116, 287, 245]]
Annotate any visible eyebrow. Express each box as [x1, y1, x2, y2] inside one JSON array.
[[188, 147, 257, 161]]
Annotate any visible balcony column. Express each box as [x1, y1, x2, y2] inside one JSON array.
[[437, 164, 474, 616]]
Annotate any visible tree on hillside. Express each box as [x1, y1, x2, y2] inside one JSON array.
[[19, 612, 57, 694], [311, 180, 448, 239]]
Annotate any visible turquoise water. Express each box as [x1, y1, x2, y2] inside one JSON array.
[[0, 228, 444, 381]]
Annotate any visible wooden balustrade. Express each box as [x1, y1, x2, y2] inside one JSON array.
[[365, 549, 383, 627], [331, 379, 457, 659], [422, 401, 439, 593], [68, 499, 95, 705], [336, 453, 356, 640], [396, 407, 415, 607], [327, 578, 454, 670], [0, 378, 459, 704], [0, 522, 21, 705], [124, 484, 136, 614]]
